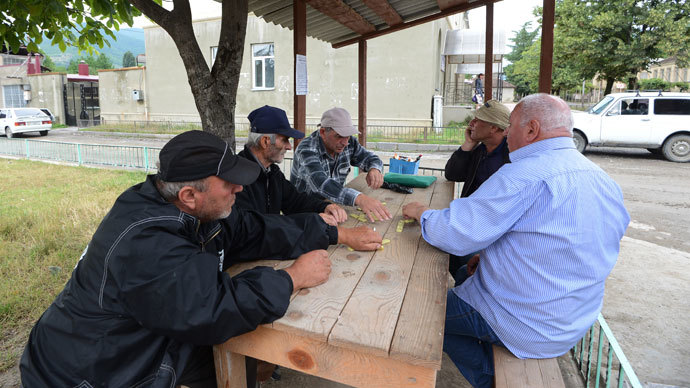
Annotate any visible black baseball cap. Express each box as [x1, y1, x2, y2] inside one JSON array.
[[158, 130, 259, 185], [248, 105, 305, 139]]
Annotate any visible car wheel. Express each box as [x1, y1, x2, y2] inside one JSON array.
[[39, 130, 48, 136], [647, 148, 662, 155], [5, 126, 13, 139], [662, 134, 690, 163], [573, 130, 587, 153]]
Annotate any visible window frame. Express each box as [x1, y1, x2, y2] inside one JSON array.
[[251, 43, 275, 91], [2, 85, 26, 108]]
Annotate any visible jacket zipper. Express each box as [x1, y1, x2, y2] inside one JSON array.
[[200, 228, 221, 252]]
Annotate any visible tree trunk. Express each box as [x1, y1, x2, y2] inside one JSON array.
[[604, 76, 615, 95], [129, 0, 248, 149], [627, 77, 637, 91]]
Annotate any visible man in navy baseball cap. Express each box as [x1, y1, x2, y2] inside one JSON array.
[[236, 106, 348, 226]]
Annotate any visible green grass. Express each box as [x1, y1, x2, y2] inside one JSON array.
[[0, 159, 146, 372]]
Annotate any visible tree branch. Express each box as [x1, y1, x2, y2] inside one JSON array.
[[128, 0, 172, 30]]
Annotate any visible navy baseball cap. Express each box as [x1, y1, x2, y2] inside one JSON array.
[[158, 130, 260, 185], [248, 105, 305, 139]]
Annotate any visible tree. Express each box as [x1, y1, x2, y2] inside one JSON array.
[[67, 53, 113, 74], [122, 50, 136, 67], [504, 22, 540, 98], [2, 0, 250, 147], [639, 78, 671, 91], [555, 0, 690, 95], [95, 53, 113, 70]]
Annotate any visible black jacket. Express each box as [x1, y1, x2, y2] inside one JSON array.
[[236, 147, 329, 215], [20, 175, 337, 387], [444, 138, 511, 197]]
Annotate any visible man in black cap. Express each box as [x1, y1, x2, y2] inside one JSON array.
[[236, 105, 347, 225], [20, 130, 382, 387]]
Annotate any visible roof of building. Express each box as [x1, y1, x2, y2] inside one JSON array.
[[67, 74, 99, 82], [247, 0, 502, 47]]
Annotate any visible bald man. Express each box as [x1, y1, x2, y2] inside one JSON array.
[[403, 94, 630, 388]]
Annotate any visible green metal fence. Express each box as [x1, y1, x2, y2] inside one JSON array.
[[572, 314, 643, 388], [0, 138, 161, 171]]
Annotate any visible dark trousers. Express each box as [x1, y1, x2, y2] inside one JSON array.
[[177, 346, 258, 388]]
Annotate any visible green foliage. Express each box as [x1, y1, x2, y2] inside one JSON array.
[[0, 0, 140, 55], [122, 50, 136, 67], [505, 22, 540, 97], [66, 53, 113, 74], [639, 78, 671, 91], [672, 81, 689, 92], [555, 0, 690, 94]]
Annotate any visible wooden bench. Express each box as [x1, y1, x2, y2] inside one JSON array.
[[493, 345, 566, 388]]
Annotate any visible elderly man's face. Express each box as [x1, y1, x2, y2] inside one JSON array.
[[194, 176, 243, 222], [320, 128, 350, 156], [505, 104, 529, 152], [265, 134, 292, 164]]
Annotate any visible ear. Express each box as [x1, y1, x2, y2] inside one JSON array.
[[176, 185, 199, 212], [526, 119, 541, 142], [259, 135, 271, 149]]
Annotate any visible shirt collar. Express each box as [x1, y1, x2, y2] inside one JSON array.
[[509, 136, 576, 162], [244, 145, 271, 174]]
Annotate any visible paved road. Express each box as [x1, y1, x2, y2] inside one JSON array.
[[9, 129, 690, 387]]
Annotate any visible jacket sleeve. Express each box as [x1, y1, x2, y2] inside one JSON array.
[[291, 145, 361, 206], [221, 208, 337, 264], [445, 146, 473, 182], [280, 170, 329, 215], [117, 227, 295, 346]]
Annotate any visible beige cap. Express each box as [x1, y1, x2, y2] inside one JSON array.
[[320, 107, 359, 136], [474, 100, 511, 130]]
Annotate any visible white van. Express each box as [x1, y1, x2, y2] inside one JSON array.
[[0, 107, 53, 138], [572, 92, 690, 162]]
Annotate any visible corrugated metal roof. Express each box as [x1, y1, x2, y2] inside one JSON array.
[[247, 0, 501, 46]]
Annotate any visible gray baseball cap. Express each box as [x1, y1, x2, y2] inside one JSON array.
[[320, 107, 359, 137]]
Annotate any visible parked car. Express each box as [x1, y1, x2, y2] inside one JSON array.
[[572, 92, 690, 162], [0, 107, 52, 138]]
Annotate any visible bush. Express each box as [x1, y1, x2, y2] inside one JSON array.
[[672, 81, 689, 92], [638, 78, 671, 91]]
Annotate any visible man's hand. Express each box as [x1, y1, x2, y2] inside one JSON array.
[[319, 212, 338, 226], [338, 225, 382, 251], [324, 203, 347, 224], [366, 168, 384, 189], [402, 201, 430, 222], [461, 121, 478, 151], [467, 254, 480, 276], [283, 250, 331, 290], [355, 194, 391, 222]]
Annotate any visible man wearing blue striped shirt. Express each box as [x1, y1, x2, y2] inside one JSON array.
[[403, 94, 630, 388]]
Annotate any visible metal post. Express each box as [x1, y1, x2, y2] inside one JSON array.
[[78, 144, 82, 165], [358, 39, 367, 147], [144, 146, 149, 172]]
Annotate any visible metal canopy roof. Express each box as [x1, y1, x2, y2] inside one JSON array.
[[247, 0, 503, 47]]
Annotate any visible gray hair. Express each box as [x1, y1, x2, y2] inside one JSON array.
[[154, 162, 208, 202], [246, 132, 276, 148], [518, 93, 573, 134]]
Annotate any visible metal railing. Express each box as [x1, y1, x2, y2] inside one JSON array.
[[572, 314, 642, 388], [92, 120, 465, 144]]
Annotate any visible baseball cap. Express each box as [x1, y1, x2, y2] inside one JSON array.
[[248, 105, 305, 139], [320, 107, 359, 137], [474, 100, 511, 130], [158, 130, 260, 185]]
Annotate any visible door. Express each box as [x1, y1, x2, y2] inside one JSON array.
[[600, 98, 652, 145]]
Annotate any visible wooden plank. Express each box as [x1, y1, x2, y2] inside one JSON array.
[[358, 39, 367, 147], [213, 346, 246, 388], [294, 0, 307, 148], [437, 0, 469, 11], [273, 175, 408, 340], [361, 0, 403, 26], [328, 183, 436, 356], [389, 180, 453, 369], [306, 0, 376, 34], [539, 0, 555, 93], [493, 345, 565, 388], [538, 358, 567, 388], [216, 325, 437, 388], [485, 2, 494, 102]]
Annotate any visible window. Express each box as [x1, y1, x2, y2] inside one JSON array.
[[617, 98, 649, 115], [251, 43, 274, 90], [211, 46, 218, 66], [2, 85, 25, 108], [1, 55, 26, 65], [654, 99, 690, 115]]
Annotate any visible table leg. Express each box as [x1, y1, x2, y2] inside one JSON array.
[[213, 346, 247, 388]]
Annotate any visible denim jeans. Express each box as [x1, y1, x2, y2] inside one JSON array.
[[444, 290, 504, 388]]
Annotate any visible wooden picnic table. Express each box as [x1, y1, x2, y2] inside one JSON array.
[[213, 174, 454, 387]]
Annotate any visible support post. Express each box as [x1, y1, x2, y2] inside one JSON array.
[[539, 0, 555, 93], [484, 2, 494, 102], [294, 0, 307, 148], [358, 39, 367, 147]]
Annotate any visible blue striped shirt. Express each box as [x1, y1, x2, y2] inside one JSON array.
[[420, 137, 629, 358], [290, 131, 383, 206]]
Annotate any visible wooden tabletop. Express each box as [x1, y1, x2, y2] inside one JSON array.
[[215, 174, 454, 387]]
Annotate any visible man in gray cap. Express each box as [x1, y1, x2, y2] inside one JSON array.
[[236, 105, 347, 226], [291, 107, 391, 223], [444, 100, 511, 283]]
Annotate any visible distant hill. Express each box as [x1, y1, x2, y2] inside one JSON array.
[[39, 28, 145, 69]]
